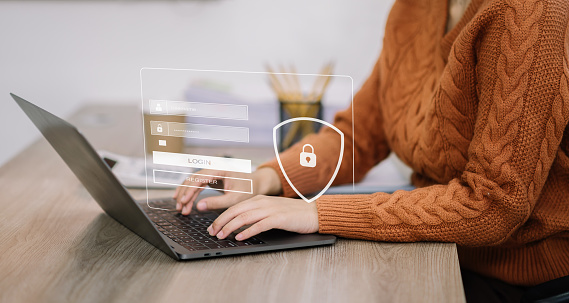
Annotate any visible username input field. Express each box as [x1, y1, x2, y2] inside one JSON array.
[[152, 151, 252, 173], [150, 121, 249, 143], [149, 99, 248, 120]]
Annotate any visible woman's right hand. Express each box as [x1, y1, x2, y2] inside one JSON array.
[[173, 167, 282, 215]]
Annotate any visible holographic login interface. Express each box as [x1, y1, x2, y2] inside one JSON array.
[[140, 68, 353, 207]]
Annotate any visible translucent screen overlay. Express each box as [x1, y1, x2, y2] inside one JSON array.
[[140, 68, 354, 209]]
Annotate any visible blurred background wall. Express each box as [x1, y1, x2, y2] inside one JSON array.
[[0, 0, 394, 166]]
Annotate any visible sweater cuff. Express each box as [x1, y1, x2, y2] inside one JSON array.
[[316, 194, 379, 239], [258, 158, 322, 198]]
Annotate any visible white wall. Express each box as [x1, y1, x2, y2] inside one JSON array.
[[0, 0, 394, 166]]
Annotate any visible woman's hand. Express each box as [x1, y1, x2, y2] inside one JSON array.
[[173, 167, 282, 215], [207, 196, 319, 241]]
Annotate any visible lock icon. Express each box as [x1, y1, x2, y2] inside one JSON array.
[[300, 144, 316, 168], [156, 124, 163, 133]]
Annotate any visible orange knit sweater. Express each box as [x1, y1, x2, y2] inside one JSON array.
[[264, 0, 569, 286]]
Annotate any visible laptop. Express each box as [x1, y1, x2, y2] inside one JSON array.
[[11, 93, 336, 260]]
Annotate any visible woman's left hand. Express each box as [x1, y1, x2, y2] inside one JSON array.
[[207, 195, 319, 241]]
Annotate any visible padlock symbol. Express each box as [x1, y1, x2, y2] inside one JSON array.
[[300, 144, 316, 168], [156, 124, 163, 133]]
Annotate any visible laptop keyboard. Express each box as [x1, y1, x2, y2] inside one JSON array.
[[142, 199, 265, 252]]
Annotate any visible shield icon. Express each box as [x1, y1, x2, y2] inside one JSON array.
[[273, 117, 344, 203]]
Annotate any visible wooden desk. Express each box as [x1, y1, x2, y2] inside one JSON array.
[[0, 104, 465, 303]]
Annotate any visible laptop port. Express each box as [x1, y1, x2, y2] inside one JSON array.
[[215, 252, 222, 256], [204, 253, 210, 256]]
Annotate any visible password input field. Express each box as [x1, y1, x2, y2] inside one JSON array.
[[150, 121, 249, 143]]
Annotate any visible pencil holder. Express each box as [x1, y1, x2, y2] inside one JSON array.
[[278, 100, 322, 151]]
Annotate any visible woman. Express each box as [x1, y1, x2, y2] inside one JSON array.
[[175, 0, 569, 301]]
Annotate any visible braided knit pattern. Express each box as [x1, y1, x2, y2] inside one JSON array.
[[374, 180, 487, 226], [266, 0, 569, 286], [374, 0, 544, 226], [382, 3, 436, 153], [528, 46, 569, 203], [437, 45, 475, 174], [382, 2, 456, 183], [470, 0, 542, 186]]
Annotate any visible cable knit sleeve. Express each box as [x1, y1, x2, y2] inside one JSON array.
[[259, 58, 391, 197], [317, 0, 569, 246]]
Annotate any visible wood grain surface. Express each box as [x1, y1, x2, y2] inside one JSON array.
[[0, 104, 465, 303]]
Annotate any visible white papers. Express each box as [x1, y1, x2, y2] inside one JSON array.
[[326, 153, 414, 194]]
